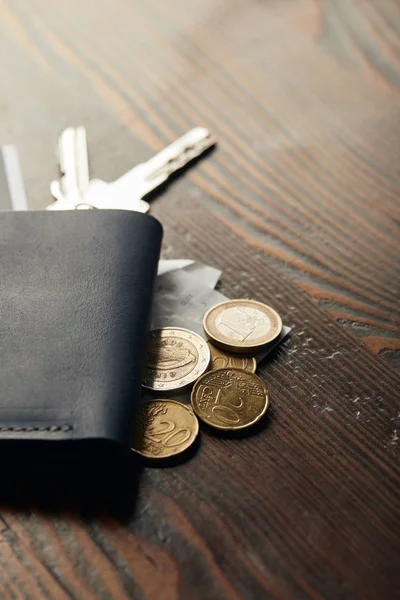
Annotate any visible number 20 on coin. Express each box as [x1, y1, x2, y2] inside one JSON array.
[[132, 400, 199, 459]]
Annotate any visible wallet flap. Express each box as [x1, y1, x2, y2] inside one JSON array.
[[0, 210, 162, 447]]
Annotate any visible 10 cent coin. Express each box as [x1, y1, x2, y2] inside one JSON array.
[[203, 299, 282, 353], [142, 327, 211, 391], [132, 399, 199, 459], [191, 368, 269, 430]]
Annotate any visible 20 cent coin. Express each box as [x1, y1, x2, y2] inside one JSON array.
[[191, 368, 269, 430], [203, 299, 282, 353], [207, 341, 257, 373], [132, 399, 199, 459], [142, 327, 211, 391]]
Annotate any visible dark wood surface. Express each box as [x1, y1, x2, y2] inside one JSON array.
[[0, 1, 399, 599]]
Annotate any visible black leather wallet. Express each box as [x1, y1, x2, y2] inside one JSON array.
[[0, 210, 162, 449]]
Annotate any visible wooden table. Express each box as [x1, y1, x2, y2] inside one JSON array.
[[0, 1, 399, 598]]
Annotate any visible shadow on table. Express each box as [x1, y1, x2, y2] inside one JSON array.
[[0, 441, 142, 521], [200, 412, 271, 441]]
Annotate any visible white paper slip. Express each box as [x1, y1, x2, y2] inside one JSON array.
[[158, 259, 195, 275], [152, 268, 222, 328], [157, 259, 222, 290], [181, 262, 222, 289]]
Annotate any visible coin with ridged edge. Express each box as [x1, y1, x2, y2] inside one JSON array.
[[132, 399, 199, 459], [203, 299, 282, 354], [207, 341, 257, 373], [142, 327, 211, 391], [191, 368, 269, 430]]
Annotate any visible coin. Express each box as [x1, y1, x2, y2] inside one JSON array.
[[203, 299, 282, 353], [191, 368, 269, 430], [207, 341, 257, 373], [132, 399, 199, 459], [142, 327, 211, 391]]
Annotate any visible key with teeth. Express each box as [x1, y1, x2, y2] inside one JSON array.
[[47, 127, 216, 212]]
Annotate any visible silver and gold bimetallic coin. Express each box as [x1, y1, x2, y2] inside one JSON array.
[[142, 327, 211, 391], [203, 299, 282, 354]]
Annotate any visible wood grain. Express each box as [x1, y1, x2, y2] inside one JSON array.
[[0, 0, 399, 598], [0, 0, 399, 368]]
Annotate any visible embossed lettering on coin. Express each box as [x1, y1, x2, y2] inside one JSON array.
[[143, 327, 210, 391], [207, 342, 257, 373], [132, 399, 199, 459], [191, 368, 269, 430], [203, 299, 282, 353]]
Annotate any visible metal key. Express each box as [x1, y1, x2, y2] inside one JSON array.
[[0, 145, 29, 211], [93, 126, 217, 211], [49, 127, 216, 212], [47, 126, 90, 210]]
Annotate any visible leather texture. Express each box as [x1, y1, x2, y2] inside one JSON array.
[[0, 210, 162, 447]]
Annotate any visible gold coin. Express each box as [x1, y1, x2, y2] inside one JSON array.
[[203, 299, 282, 354], [207, 341, 257, 373], [142, 327, 210, 391], [132, 399, 199, 459], [191, 368, 269, 430]]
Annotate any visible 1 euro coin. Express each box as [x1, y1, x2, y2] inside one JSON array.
[[203, 299, 282, 354]]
